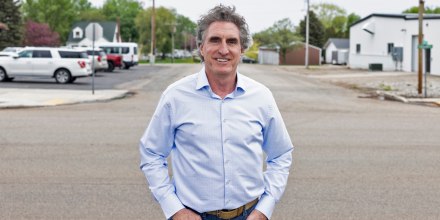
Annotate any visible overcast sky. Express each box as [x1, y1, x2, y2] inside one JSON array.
[[91, 0, 440, 33]]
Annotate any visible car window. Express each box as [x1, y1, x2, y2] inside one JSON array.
[[121, 47, 129, 54], [134, 47, 138, 54], [100, 46, 119, 54], [86, 50, 101, 56], [59, 51, 88, 58], [33, 50, 52, 58], [18, 50, 33, 58], [99, 51, 106, 57]]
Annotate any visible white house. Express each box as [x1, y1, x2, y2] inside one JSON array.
[[66, 21, 121, 47], [323, 38, 349, 65], [349, 13, 440, 76]]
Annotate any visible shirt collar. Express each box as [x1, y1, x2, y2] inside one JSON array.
[[195, 67, 247, 94]]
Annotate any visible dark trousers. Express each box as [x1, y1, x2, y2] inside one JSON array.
[[168, 202, 257, 220]]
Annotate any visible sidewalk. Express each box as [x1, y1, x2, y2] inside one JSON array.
[[0, 88, 130, 108]]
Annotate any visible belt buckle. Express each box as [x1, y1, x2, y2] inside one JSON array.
[[216, 210, 221, 218]]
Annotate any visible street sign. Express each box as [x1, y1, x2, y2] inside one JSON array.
[[419, 44, 433, 49], [419, 40, 433, 49]]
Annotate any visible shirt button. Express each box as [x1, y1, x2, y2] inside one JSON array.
[[226, 180, 231, 185], [223, 119, 227, 123], [225, 160, 229, 164]]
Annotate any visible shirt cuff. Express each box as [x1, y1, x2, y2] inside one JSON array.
[[158, 194, 185, 219], [255, 193, 276, 219]]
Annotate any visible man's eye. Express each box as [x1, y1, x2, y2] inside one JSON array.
[[209, 38, 221, 43], [227, 39, 238, 45]]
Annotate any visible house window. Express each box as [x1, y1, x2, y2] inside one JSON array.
[[73, 27, 83, 39], [356, 44, 361, 54], [387, 43, 394, 54]]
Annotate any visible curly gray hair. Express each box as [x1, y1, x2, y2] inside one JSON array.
[[196, 5, 251, 61]]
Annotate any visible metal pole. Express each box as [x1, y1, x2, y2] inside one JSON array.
[[418, 0, 424, 95], [150, 0, 156, 65], [171, 25, 176, 63], [92, 23, 95, 95], [305, 0, 310, 69]]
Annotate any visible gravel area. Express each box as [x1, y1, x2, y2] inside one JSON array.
[[278, 65, 440, 99]]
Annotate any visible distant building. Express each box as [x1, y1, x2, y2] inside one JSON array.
[[66, 21, 121, 47], [258, 46, 279, 65], [349, 13, 440, 76], [323, 38, 349, 65], [258, 42, 322, 65]]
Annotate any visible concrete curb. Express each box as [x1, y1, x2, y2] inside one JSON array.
[[0, 88, 131, 109], [377, 91, 409, 103]]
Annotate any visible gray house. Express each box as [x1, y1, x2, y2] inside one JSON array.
[[66, 21, 121, 47], [323, 38, 349, 64]]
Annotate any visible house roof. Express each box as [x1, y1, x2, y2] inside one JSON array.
[[323, 38, 349, 50], [350, 13, 440, 28], [67, 21, 117, 43]]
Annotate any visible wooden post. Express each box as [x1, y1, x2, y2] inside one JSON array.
[[418, 0, 424, 94]]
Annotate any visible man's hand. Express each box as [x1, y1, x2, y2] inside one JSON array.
[[172, 208, 201, 220], [247, 209, 268, 220]]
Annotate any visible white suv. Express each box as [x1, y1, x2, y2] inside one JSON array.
[[81, 47, 108, 72], [0, 47, 92, 83]]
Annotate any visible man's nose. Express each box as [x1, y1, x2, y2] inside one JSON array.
[[218, 41, 229, 55]]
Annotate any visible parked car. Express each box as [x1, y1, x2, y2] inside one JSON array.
[[0, 47, 92, 83], [81, 47, 108, 73], [0, 47, 23, 57], [97, 42, 138, 69], [105, 54, 123, 72], [241, 55, 257, 64]]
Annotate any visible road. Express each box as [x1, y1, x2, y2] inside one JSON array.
[[1, 64, 439, 219]]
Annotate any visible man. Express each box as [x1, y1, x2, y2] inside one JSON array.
[[139, 5, 293, 220]]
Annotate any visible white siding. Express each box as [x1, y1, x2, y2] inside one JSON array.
[[349, 15, 440, 76], [325, 43, 336, 64]]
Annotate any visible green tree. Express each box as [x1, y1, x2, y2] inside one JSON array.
[[0, 0, 23, 49], [76, 8, 107, 22], [22, 0, 78, 43], [311, 3, 346, 29], [253, 18, 301, 63], [403, 6, 440, 13], [175, 15, 197, 51], [102, 0, 142, 42], [136, 7, 192, 58], [345, 13, 361, 37], [298, 10, 325, 48]]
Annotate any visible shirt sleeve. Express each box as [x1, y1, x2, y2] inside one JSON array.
[[139, 94, 185, 219], [255, 97, 294, 219]]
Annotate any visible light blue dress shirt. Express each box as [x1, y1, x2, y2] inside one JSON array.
[[139, 67, 293, 219]]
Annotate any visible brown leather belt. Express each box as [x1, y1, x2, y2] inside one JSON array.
[[205, 198, 258, 219]]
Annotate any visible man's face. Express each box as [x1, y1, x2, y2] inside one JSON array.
[[200, 21, 243, 77]]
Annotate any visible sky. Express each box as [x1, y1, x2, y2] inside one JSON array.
[[90, 0, 440, 33]]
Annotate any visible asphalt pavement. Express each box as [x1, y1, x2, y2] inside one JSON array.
[[1, 66, 440, 108]]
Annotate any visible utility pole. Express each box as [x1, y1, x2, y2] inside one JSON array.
[[305, 0, 310, 69], [150, 0, 156, 65], [418, 0, 424, 94]]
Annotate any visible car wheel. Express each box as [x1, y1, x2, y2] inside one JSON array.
[[107, 61, 114, 72], [123, 62, 130, 70], [54, 69, 72, 84], [0, 67, 9, 82]]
